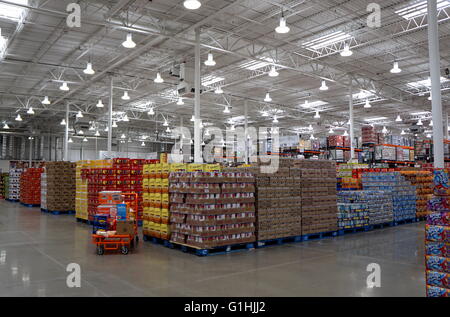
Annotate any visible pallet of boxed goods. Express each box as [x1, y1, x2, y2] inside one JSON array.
[[0, 173, 7, 199], [76, 160, 92, 221], [400, 170, 433, 221], [362, 172, 416, 224], [168, 169, 256, 256], [40, 162, 76, 214], [7, 168, 23, 201], [20, 168, 43, 207], [425, 170, 450, 297]]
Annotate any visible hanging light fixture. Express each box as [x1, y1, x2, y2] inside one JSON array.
[[122, 33, 136, 49], [395, 115, 402, 122], [319, 80, 329, 91], [214, 86, 223, 94], [428, 92, 432, 101], [204, 53, 216, 66], [15, 114, 22, 121], [128, 137, 132, 143], [343, 130, 349, 137], [154, 72, 164, 83], [177, 97, 184, 106], [429, 120, 433, 127], [148, 108, 155, 115], [163, 119, 169, 127], [83, 137, 88, 142], [42, 96, 50, 105], [104, 126, 109, 132], [314, 111, 320, 119], [205, 129, 210, 136], [340, 43, 353, 57], [123, 114, 129, 122], [264, 92, 272, 102], [95, 130, 100, 137], [122, 91, 130, 100], [27, 107, 35, 115], [268, 65, 279, 77], [76, 111, 83, 118], [382, 126, 388, 134], [328, 127, 334, 134], [89, 125, 95, 131], [275, 13, 290, 34], [190, 139, 194, 145], [112, 121, 118, 128], [141, 142, 145, 147], [120, 134, 126, 139], [223, 106, 230, 114], [308, 124, 313, 131], [390, 61, 402, 74], [427, 133, 432, 138], [60, 118, 66, 126], [364, 99, 372, 108], [190, 115, 195, 122], [417, 118, 423, 126], [273, 116, 279, 123], [83, 62, 95, 75], [262, 111, 269, 117], [96, 100, 104, 108], [310, 134, 315, 140], [78, 129, 84, 135], [401, 130, 406, 135], [59, 82, 69, 91], [3, 123, 9, 129], [68, 138, 73, 143], [201, 141, 206, 146], [183, 0, 201, 10], [166, 126, 171, 133]]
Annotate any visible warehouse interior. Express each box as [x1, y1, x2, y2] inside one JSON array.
[[0, 0, 449, 297]]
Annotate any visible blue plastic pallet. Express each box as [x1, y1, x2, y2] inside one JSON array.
[[338, 226, 372, 235], [302, 230, 339, 241], [393, 218, 417, 226], [21, 203, 40, 208], [168, 241, 255, 256], [76, 217, 89, 224], [6, 198, 19, 202], [257, 235, 303, 247], [143, 235, 172, 247], [369, 221, 394, 230], [41, 208, 75, 215]]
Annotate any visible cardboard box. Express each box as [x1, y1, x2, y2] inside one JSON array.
[[115, 220, 135, 235]]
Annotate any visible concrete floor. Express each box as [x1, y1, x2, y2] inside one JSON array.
[[0, 200, 426, 297]]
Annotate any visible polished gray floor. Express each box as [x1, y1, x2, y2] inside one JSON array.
[[0, 200, 426, 297]]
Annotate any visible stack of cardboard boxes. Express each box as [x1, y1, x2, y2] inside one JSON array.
[[44, 162, 76, 212], [75, 160, 92, 220], [20, 168, 44, 205], [169, 168, 256, 249], [8, 168, 23, 201], [400, 170, 433, 219]]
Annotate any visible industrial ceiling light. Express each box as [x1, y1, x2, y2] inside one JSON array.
[[204, 53, 216, 66], [262, 111, 269, 117], [230, 125, 235, 131], [184, 0, 201, 10], [343, 130, 348, 137], [68, 138, 73, 143], [128, 137, 132, 143], [264, 92, 272, 102], [96, 100, 104, 108], [319, 80, 329, 91], [89, 125, 95, 131], [122, 91, 130, 100], [83, 137, 88, 142], [104, 126, 109, 132], [112, 121, 118, 128], [201, 141, 206, 146], [428, 93, 432, 101], [78, 129, 84, 135], [27, 107, 34, 115], [427, 134, 432, 138], [95, 130, 100, 137], [148, 108, 155, 115], [272, 116, 278, 123], [154, 72, 164, 83], [59, 82, 69, 91], [364, 99, 372, 108], [76, 111, 83, 118], [340, 43, 353, 57], [214, 86, 223, 94], [223, 106, 230, 114], [166, 127, 171, 133], [390, 61, 402, 74], [205, 129, 210, 136], [268, 65, 279, 77], [3, 123, 9, 129], [190, 139, 194, 145], [42, 96, 50, 105], [83, 62, 95, 75], [429, 120, 433, 127], [60, 118, 66, 126], [190, 115, 195, 122], [123, 114, 129, 122], [177, 97, 184, 106], [310, 134, 315, 140], [382, 126, 388, 133], [395, 115, 402, 122], [308, 124, 313, 131], [275, 14, 290, 34], [122, 33, 136, 49], [163, 120, 169, 127], [141, 142, 145, 147], [417, 118, 423, 126], [328, 127, 334, 134], [15, 114, 22, 121], [314, 111, 320, 119], [401, 130, 406, 135], [120, 133, 126, 139]]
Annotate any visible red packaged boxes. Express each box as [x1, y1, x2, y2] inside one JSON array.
[[20, 168, 44, 205]]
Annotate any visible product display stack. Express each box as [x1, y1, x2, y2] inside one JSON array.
[[3, 174, 9, 200], [44, 162, 76, 213], [169, 170, 256, 250], [8, 168, 23, 201], [400, 170, 433, 220], [337, 191, 393, 228], [0, 173, 7, 199], [362, 172, 416, 222], [425, 170, 450, 297], [40, 172, 47, 210], [76, 160, 93, 221], [19, 168, 43, 206], [337, 163, 369, 190]]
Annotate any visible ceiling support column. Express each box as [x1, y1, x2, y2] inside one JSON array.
[[244, 99, 249, 164], [428, 0, 445, 168], [64, 103, 69, 161], [108, 76, 113, 155], [349, 79, 355, 162], [194, 28, 202, 163]]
